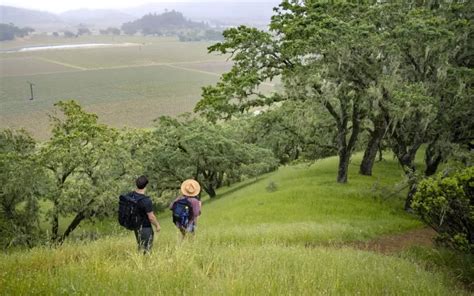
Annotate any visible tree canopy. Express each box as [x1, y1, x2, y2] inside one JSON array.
[[195, 0, 473, 188], [0, 102, 278, 247], [0, 130, 45, 247], [145, 115, 278, 198], [39, 101, 136, 243]]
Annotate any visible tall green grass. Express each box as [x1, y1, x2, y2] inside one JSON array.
[[1, 237, 466, 295], [0, 154, 468, 295]]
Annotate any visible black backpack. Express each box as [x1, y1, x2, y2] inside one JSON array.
[[118, 192, 145, 230], [171, 198, 193, 228]]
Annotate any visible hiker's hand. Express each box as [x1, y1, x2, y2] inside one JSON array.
[[156, 225, 161, 232]]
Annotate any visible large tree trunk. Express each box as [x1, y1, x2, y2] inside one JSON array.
[[51, 210, 59, 241], [337, 150, 350, 183], [397, 159, 418, 212], [336, 124, 361, 183], [377, 144, 384, 162], [392, 138, 422, 211], [216, 172, 223, 188], [59, 212, 85, 244], [404, 181, 418, 211], [360, 115, 386, 176], [424, 140, 443, 176], [322, 93, 362, 184], [379, 87, 424, 211], [51, 171, 73, 242], [397, 155, 419, 211], [203, 185, 217, 198], [201, 170, 218, 198], [360, 138, 379, 176], [425, 155, 442, 177]]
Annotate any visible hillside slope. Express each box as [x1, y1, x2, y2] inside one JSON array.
[[0, 154, 468, 295], [195, 155, 421, 246]]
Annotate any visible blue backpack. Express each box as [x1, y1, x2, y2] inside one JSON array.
[[171, 198, 193, 228]]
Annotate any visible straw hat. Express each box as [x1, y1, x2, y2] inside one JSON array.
[[181, 179, 201, 197]]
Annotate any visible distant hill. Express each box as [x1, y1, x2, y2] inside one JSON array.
[[0, 2, 281, 33], [126, 2, 280, 27], [0, 5, 63, 28], [0, 6, 132, 31], [121, 10, 207, 35]]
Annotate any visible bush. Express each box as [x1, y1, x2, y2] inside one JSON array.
[[266, 181, 278, 192], [0, 129, 45, 249], [0, 23, 34, 41], [412, 167, 474, 253]]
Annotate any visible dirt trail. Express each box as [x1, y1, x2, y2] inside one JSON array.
[[354, 228, 474, 293], [351, 227, 436, 254]]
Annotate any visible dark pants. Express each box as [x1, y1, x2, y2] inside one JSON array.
[[134, 227, 153, 253]]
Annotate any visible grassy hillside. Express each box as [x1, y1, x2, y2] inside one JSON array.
[[0, 154, 470, 295], [198, 157, 420, 246]]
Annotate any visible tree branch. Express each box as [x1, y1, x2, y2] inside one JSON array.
[[323, 100, 341, 126]]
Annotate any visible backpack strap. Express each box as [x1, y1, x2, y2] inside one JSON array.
[[171, 196, 186, 209], [129, 192, 146, 204]]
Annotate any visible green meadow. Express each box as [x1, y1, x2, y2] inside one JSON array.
[[1, 154, 471, 295]]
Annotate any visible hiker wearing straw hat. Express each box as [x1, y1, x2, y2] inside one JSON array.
[[170, 179, 202, 238]]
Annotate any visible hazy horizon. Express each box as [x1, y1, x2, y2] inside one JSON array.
[[1, 0, 281, 14]]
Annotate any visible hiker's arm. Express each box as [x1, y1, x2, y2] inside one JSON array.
[[190, 198, 201, 224], [147, 212, 161, 232]]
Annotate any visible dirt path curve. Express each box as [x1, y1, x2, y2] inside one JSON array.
[[351, 227, 436, 254]]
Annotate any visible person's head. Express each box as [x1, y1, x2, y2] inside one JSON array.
[[180, 179, 201, 197], [136, 175, 148, 190]]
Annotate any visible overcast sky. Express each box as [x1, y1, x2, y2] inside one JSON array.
[[3, 0, 278, 13]]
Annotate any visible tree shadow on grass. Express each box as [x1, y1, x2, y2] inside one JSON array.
[[202, 177, 264, 205]]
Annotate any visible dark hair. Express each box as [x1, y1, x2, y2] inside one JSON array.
[[136, 175, 148, 189]]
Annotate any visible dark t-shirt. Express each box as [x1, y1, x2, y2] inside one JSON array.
[[131, 192, 153, 227]]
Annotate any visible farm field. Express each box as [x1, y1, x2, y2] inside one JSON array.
[[0, 35, 237, 139], [1, 153, 472, 295]]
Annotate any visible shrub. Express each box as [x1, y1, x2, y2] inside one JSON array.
[[412, 167, 473, 253], [266, 181, 278, 192]]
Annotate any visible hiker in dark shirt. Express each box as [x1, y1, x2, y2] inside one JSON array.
[[170, 179, 202, 238], [132, 175, 160, 253]]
